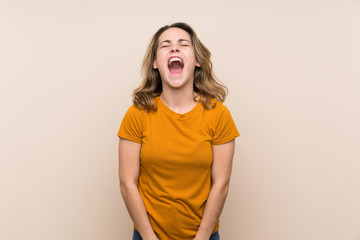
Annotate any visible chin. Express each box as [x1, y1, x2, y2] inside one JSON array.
[[168, 81, 185, 89], [162, 71, 193, 89], [166, 74, 183, 85]]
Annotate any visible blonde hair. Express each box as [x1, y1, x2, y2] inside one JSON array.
[[133, 22, 227, 111]]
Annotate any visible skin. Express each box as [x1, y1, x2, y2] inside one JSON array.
[[153, 27, 200, 113], [193, 140, 235, 240], [119, 139, 158, 240], [119, 27, 236, 240]]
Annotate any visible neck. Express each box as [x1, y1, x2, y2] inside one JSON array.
[[160, 85, 199, 114]]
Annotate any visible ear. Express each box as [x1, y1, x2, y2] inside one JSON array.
[[153, 59, 158, 69], [195, 62, 200, 67]]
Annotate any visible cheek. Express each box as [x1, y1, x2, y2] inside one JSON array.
[[154, 60, 168, 74], [187, 55, 198, 67], [156, 53, 167, 67], [187, 51, 197, 63], [157, 60, 167, 71], [153, 55, 164, 69]]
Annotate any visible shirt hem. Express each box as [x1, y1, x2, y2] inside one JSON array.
[[118, 134, 141, 144], [212, 134, 240, 145]]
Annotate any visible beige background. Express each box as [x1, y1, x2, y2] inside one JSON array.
[[1, 0, 359, 239]]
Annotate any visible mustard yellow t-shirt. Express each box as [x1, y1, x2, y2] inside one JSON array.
[[118, 96, 239, 240]]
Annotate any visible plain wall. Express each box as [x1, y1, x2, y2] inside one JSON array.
[[1, 0, 359, 239]]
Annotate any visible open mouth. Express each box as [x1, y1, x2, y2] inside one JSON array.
[[168, 57, 184, 74]]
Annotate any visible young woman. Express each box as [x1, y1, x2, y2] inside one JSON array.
[[118, 22, 239, 240]]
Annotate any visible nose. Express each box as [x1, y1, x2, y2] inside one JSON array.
[[170, 45, 180, 53]]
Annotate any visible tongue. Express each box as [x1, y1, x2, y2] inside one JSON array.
[[168, 61, 183, 74]]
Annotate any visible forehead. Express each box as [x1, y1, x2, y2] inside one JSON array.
[[158, 27, 191, 43]]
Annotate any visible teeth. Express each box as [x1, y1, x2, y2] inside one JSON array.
[[169, 57, 182, 64]]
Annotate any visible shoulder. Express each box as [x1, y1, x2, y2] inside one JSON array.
[[206, 99, 239, 144], [212, 99, 226, 110], [118, 105, 145, 142], [204, 98, 229, 116], [124, 104, 147, 117], [121, 105, 148, 127], [127, 104, 144, 113], [203, 98, 237, 127]]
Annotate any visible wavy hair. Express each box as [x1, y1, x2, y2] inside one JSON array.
[[133, 22, 227, 111]]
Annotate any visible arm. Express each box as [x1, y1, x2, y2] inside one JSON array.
[[194, 140, 236, 240], [118, 138, 159, 240]]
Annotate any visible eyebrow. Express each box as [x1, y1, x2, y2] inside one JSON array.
[[159, 39, 191, 45]]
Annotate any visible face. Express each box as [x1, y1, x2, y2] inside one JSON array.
[[153, 27, 200, 90]]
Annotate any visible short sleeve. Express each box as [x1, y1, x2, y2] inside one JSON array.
[[212, 104, 240, 145], [117, 105, 143, 144]]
